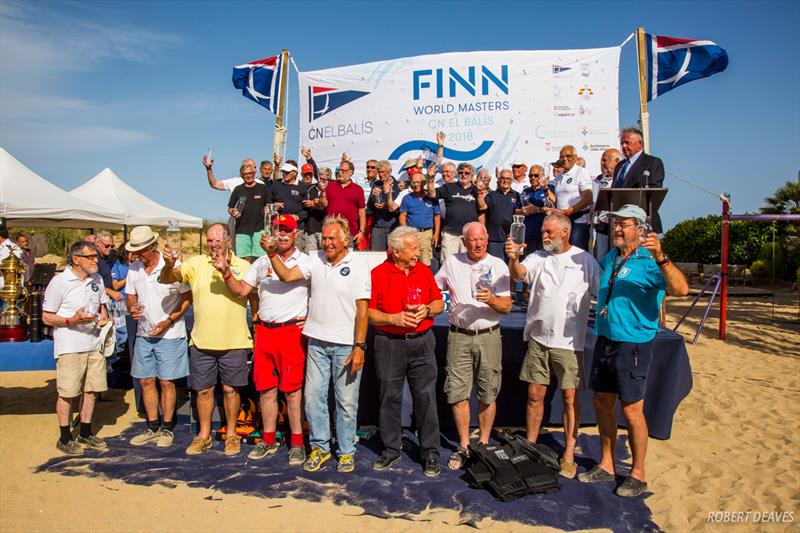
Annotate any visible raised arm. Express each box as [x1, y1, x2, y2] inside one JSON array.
[[204, 155, 226, 191]]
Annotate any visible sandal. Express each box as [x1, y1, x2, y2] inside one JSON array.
[[448, 446, 469, 470]]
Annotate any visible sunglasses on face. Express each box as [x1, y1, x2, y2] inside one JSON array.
[[529, 173, 542, 177], [75, 254, 99, 260], [366, 165, 377, 169]]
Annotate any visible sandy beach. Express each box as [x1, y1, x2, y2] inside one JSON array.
[[1, 291, 798, 532]]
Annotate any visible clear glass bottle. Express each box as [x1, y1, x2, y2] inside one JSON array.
[[166, 219, 181, 259], [510, 215, 526, 253]]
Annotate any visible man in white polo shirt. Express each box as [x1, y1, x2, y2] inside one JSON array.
[[124, 226, 191, 448], [217, 214, 310, 466], [505, 213, 600, 479], [267, 215, 371, 474], [550, 145, 594, 251], [43, 240, 111, 455], [434, 222, 512, 471]]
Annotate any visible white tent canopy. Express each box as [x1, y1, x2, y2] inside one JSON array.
[[71, 168, 203, 229], [0, 147, 126, 228]]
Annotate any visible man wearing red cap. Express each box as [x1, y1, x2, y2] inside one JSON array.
[[320, 158, 366, 249], [214, 214, 310, 465]]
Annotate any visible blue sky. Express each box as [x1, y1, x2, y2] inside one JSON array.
[[1, 0, 798, 230]]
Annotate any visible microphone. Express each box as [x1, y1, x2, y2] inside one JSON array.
[[643, 170, 650, 188]]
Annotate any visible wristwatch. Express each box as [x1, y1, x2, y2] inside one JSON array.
[[656, 255, 670, 267], [354, 342, 368, 351]]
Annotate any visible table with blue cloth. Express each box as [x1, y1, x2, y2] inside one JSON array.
[[358, 306, 692, 440]]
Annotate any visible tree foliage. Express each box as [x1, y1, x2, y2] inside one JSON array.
[[661, 215, 770, 266]]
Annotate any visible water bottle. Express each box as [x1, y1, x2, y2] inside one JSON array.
[[166, 219, 181, 259], [510, 215, 526, 254]]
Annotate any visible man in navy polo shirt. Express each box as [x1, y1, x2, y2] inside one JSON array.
[[428, 162, 484, 265], [578, 204, 688, 497], [367, 160, 403, 251], [478, 169, 520, 261], [399, 169, 440, 266]]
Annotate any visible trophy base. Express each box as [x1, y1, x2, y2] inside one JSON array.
[[0, 325, 28, 343]]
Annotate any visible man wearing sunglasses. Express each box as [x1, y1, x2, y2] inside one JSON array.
[[43, 240, 111, 455], [427, 162, 484, 265], [510, 159, 529, 194], [95, 232, 122, 304]]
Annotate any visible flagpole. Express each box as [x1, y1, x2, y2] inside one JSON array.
[[273, 49, 290, 166], [635, 27, 651, 152]]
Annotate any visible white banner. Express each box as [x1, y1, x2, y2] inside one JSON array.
[[298, 47, 621, 179]]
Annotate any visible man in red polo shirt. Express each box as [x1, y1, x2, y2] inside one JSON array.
[[368, 226, 445, 477], [320, 159, 366, 249]]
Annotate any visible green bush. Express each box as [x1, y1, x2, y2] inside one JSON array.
[[661, 215, 770, 265]]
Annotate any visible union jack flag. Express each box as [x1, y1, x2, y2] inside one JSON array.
[[232, 55, 284, 113], [646, 34, 728, 102]]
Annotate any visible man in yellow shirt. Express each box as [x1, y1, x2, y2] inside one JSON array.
[[159, 223, 253, 456]]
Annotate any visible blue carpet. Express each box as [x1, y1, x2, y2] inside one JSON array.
[[37, 425, 659, 531]]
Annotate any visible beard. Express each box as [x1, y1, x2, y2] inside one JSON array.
[[542, 239, 564, 253]]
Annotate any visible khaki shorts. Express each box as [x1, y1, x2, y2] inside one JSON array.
[[440, 231, 466, 265], [444, 328, 502, 404], [416, 229, 433, 266], [519, 338, 584, 390], [56, 349, 108, 398]]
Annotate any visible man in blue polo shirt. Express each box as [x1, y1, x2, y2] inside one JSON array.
[[478, 169, 519, 261], [578, 204, 688, 497], [399, 169, 440, 266]]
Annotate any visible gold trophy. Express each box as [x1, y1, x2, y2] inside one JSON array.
[[0, 253, 29, 342]]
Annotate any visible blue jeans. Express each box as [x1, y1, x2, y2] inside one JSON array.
[[570, 223, 591, 252], [305, 338, 363, 455], [594, 231, 610, 261]]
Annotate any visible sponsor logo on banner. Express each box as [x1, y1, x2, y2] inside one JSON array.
[[582, 142, 589, 151], [552, 65, 572, 78], [308, 86, 370, 121], [578, 104, 594, 117], [535, 125, 571, 139], [544, 141, 552, 151], [553, 105, 575, 117], [580, 62, 593, 78], [578, 86, 594, 100], [588, 143, 612, 152]]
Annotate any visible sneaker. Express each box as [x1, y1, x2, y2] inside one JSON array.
[[130, 428, 161, 446], [248, 441, 280, 460], [56, 439, 84, 456], [156, 429, 174, 448], [372, 453, 401, 471], [76, 434, 108, 450], [337, 453, 355, 473], [577, 465, 615, 483], [224, 434, 242, 456], [615, 476, 648, 497], [303, 448, 331, 472], [559, 458, 578, 479], [423, 457, 441, 478], [185, 436, 212, 455], [288, 445, 306, 466]]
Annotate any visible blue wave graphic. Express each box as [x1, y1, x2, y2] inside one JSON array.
[[387, 140, 494, 161]]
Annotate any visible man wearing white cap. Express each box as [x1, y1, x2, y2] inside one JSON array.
[[578, 204, 687, 497], [510, 159, 528, 194], [267, 160, 309, 252], [124, 226, 191, 448]]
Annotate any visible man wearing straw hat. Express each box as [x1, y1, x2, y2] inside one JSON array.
[[124, 226, 191, 448]]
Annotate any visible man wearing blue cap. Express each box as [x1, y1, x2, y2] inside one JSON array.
[[578, 204, 687, 497]]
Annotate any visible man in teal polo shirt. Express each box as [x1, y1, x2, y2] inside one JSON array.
[[578, 204, 688, 497]]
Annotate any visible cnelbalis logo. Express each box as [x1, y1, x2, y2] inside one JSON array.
[[412, 65, 509, 100]]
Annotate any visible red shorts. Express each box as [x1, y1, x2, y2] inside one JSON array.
[[253, 323, 306, 393]]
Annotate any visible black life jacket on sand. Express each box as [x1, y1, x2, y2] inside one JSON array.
[[466, 430, 560, 501]]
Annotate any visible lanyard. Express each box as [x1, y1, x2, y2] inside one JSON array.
[[600, 250, 633, 317]]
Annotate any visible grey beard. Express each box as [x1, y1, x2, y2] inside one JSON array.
[[543, 239, 564, 253]]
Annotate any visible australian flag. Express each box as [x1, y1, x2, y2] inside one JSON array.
[[645, 34, 728, 101], [232, 55, 284, 113]]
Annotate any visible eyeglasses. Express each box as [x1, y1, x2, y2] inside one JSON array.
[[366, 165, 377, 169], [529, 173, 542, 177], [98, 242, 113, 248], [318, 177, 329, 181], [561, 154, 576, 159], [75, 254, 99, 260], [273, 226, 294, 233], [612, 221, 639, 229], [458, 171, 471, 175]]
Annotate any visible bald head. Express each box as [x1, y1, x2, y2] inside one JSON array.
[[600, 148, 622, 177]]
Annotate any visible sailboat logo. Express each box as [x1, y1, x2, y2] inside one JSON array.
[[308, 86, 370, 121]]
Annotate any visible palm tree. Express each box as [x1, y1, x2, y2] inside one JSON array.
[[761, 181, 800, 215]]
